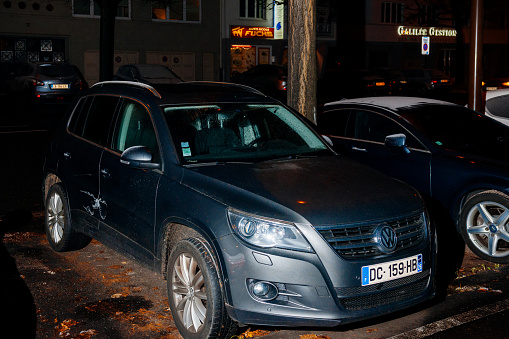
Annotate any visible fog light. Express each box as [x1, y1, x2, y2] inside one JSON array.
[[251, 281, 278, 300]]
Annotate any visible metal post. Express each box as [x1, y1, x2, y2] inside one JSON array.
[[468, 0, 484, 112]]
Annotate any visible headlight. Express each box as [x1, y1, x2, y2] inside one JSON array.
[[228, 209, 312, 252]]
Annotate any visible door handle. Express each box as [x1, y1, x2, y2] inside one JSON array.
[[63, 152, 71, 159], [101, 168, 110, 178], [352, 146, 367, 152]]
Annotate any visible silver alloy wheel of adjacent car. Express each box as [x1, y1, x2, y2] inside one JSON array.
[[171, 252, 208, 333], [465, 200, 509, 260], [47, 191, 65, 244]]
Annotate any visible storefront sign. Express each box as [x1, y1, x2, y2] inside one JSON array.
[[398, 26, 457, 37], [231, 26, 275, 39], [274, 2, 284, 40], [422, 37, 430, 55]]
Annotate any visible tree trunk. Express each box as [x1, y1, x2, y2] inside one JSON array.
[[288, 0, 317, 123], [97, 0, 120, 82]]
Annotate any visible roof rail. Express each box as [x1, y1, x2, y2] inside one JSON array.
[[91, 81, 161, 99], [183, 81, 265, 95]]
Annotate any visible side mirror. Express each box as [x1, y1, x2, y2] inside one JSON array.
[[120, 146, 161, 170], [385, 133, 410, 154]]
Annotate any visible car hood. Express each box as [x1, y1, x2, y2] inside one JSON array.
[[181, 156, 423, 226]]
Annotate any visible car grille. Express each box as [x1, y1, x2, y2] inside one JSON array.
[[314, 211, 426, 259], [336, 270, 431, 311]]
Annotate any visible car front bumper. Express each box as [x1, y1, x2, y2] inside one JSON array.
[[216, 233, 435, 327]]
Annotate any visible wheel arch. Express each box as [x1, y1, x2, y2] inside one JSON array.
[[158, 220, 224, 282], [453, 187, 509, 232], [43, 173, 62, 206]]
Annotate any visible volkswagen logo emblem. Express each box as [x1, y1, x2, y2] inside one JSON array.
[[376, 225, 398, 253]]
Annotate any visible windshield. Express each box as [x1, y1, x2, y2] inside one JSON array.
[[164, 103, 329, 164], [399, 105, 509, 149], [138, 65, 179, 79], [38, 64, 77, 77]]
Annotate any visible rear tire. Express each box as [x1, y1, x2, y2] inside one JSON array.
[[167, 237, 238, 339], [45, 184, 91, 252]]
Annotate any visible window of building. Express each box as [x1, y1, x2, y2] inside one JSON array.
[[152, 0, 201, 22], [419, 5, 438, 25], [381, 2, 403, 24], [73, 0, 130, 18], [239, 0, 266, 20]]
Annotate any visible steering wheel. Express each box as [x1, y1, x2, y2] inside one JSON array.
[[247, 137, 266, 148]]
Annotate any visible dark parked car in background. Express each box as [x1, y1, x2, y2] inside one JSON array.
[[318, 69, 392, 101], [43, 82, 435, 338], [483, 69, 509, 91], [317, 97, 509, 264], [402, 69, 452, 96], [376, 69, 408, 95], [0, 62, 23, 95], [8, 62, 88, 104], [230, 64, 287, 102], [113, 64, 182, 84]]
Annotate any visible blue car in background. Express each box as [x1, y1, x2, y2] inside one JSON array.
[[318, 96, 509, 264]]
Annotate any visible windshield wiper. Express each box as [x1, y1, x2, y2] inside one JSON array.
[[262, 154, 318, 163], [184, 161, 254, 168]]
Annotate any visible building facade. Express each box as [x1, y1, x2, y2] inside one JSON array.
[[337, 0, 509, 80], [221, 1, 337, 81], [0, 0, 221, 85]]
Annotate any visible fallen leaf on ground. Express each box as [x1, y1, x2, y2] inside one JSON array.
[[237, 328, 272, 338], [300, 334, 331, 339]]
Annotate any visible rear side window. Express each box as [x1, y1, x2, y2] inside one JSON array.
[[79, 96, 119, 146], [486, 95, 509, 118], [68, 96, 92, 134]]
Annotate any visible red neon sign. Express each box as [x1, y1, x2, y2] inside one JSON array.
[[231, 26, 274, 39]]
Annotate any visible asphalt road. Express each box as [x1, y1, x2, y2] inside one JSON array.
[[1, 94, 508, 339], [2, 211, 507, 339]]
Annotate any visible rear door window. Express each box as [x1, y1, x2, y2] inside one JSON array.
[[316, 109, 351, 136], [80, 96, 120, 146]]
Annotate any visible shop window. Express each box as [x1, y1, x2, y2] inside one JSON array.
[[152, 0, 201, 22], [381, 2, 403, 24], [73, 0, 130, 18], [485, 3, 508, 29], [240, 0, 266, 20], [230, 45, 271, 77]]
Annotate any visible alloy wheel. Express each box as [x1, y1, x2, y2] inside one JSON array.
[[47, 192, 64, 244], [466, 200, 509, 258], [171, 252, 208, 333]]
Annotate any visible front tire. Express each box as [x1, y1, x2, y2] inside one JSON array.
[[459, 191, 509, 263], [167, 237, 238, 339], [45, 184, 91, 252]]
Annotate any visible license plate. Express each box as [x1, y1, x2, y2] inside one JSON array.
[[361, 254, 422, 286], [51, 84, 69, 89], [440, 79, 449, 83], [486, 87, 498, 91], [375, 82, 386, 87]]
